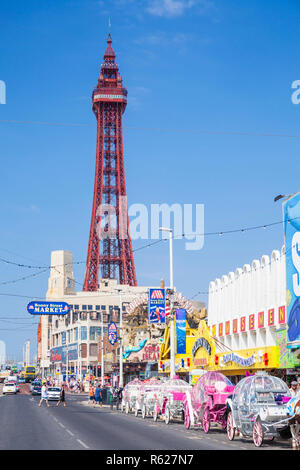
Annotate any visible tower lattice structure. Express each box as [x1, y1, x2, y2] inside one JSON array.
[[83, 32, 137, 291]]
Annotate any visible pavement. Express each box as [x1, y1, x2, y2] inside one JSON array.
[[0, 384, 296, 450]]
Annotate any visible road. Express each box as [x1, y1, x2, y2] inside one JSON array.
[[0, 384, 293, 450]]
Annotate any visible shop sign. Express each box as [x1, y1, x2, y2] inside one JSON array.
[[218, 323, 223, 336], [225, 321, 230, 335], [148, 288, 166, 324], [232, 319, 238, 334], [278, 306, 286, 324], [258, 311, 264, 328], [240, 316, 246, 332], [192, 337, 211, 358], [194, 358, 208, 366], [222, 352, 256, 367], [142, 344, 160, 361], [249, 314, 255, 330], [268, 308, 275, 326]]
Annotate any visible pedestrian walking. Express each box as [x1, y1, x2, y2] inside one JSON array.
[[116, 387, 123, 411], [95, 384, 103, 407], [88, 383, 95, 405], [56, 383, 66, 407], [39, 383, 50, 407]]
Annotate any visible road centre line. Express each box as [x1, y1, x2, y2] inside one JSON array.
[[77, 439, 89, 449]]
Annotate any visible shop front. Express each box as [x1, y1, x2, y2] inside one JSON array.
[[159, 319, 281, 383]]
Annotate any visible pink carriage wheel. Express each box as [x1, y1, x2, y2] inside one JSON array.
[[184, 405, 190, 430], [253, 418, 264, 447], [202, 407, 210, 433], [227, 411, 235, 441]]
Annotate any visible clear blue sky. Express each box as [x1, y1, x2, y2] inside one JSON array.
[[1, 0, 300, 359]]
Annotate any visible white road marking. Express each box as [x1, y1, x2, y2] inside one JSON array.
[[66, 429, 74, 437], [58, 422, 65, 429], [77, 439, 89, 449]]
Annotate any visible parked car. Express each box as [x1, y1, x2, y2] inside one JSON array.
[[47, 387, 61, 401], [31, 385, 42, 395], [3, 382, 17, 394]]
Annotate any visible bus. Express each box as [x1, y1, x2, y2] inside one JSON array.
[[24, 366, 37, 383]]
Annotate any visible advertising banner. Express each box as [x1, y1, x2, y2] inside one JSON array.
[[283, 192, 300, 343], [108, 322, 118, 345], [148, 288, 166, 324], [176, 309, 186, 354]]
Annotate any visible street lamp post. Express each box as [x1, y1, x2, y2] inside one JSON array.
[[159, 227, 175, 378], [118, 291, 124, 388], [101, 311, 105, 387]]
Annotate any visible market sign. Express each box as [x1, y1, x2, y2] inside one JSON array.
[[108, 322, 118, 345], [148, 288, 166, 324], [27, 301, 70, 315], [283, 191, 300, 343]]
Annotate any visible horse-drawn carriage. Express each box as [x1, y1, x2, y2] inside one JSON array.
[[226, 372, 291, 447], [184, 371, 235, 432], [154, 376, 192, 424], [121, 378, 143, 414], [134, 377, 163, 418]]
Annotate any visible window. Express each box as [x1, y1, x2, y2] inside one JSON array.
[[75, 328, 78, 341], [96, 305, 100, 311], [74, 305, 79, 310], [90, 326, 101, 341], [82, 305, 87, 311], [101, 305, 106, 310], [81, 326, 87, 340], [88, 305, 93, 310]]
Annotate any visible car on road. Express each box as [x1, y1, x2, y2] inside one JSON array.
[[47, 387, 61, 401], [18, 377, 26, 384], [31, 384, 42, 395], [3, 382, 17, 394], [30, 380, 41, 392]]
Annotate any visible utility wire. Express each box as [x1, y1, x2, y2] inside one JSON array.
[[0, 215, 295, 271], [1, 119, 300, 139]]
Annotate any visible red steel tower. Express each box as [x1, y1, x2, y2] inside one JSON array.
[[83, 32, 137, 291]]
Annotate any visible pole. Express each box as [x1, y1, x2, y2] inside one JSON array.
[[119, 292, 123, 388], [169, 229, 174, 290], [101, 311, 104, 386]]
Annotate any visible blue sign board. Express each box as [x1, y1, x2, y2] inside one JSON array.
[[176, 309, 186, 354], [27, 301, 70, 315], [108, 322, 118, 345], [283, 192, 300, 343], [148, 288, 166, 324]]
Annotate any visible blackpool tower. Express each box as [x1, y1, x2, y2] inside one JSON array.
[[83, 32, 137, 291]]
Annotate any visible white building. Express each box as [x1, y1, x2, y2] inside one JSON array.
[[208, 247, 287, 355], [39, 250, 159, 378]]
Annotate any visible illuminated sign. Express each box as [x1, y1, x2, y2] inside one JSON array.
[[249, 314, 255, 330], [240, 316, 246, 332]]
